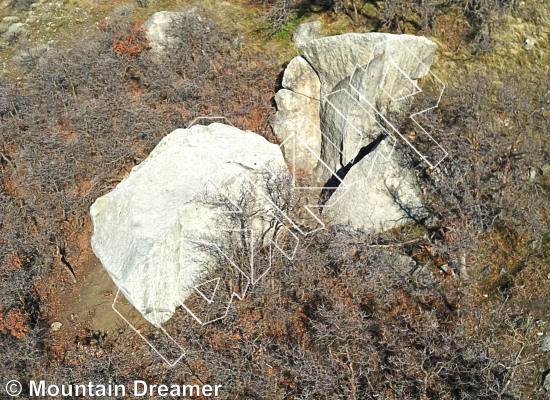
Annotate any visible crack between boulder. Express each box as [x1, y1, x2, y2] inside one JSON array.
[[319, 131, 388, 207]]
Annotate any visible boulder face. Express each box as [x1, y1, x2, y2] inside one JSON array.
[[270, 88, 321, 172], [324, 143, 426, 233], [291, 20, 321, 47], [281, 56, 320, 100], [299, 33, 436, 100], [143, 9, 204, 55], [271, 56, 322, 172], [90, 124, 289, 326], [273, 32, 437, 233], [300, 33, 436, 179]]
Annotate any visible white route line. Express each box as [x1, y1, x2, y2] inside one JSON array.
[[348, 36, 447, 168], [111, 41, 448, 366]]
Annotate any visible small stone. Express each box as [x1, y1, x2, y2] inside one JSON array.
[[291, 21, 321, 47], [535, 319, 545, 327], [424, 215, 440, 230], [51, 322, 62, 331], [231, 35, 243, 48], [0, 20, 27, 48], [143, 9, 201, 56], [499, 267, 506, 276], [544, 372, 550, 392], [2, 16, 21, 25], [542, 333, 550, 352], [439, 264, 453, 275], [482, 265, 491, 276], [540, 164, 550, 176], [527, 167, 536, 181], [524, 38, 535, 50]]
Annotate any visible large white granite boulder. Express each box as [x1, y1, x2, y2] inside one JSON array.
[[272, 33, 438, 233], [90, 123, 289, 326]]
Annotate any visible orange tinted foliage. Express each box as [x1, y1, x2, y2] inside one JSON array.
[[113, 21, 150, 60], [0, 308, 28, 339], [4, 251, 23, 269]]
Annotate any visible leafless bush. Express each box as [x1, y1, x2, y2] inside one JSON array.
[[255, 0, 513, 51], [405, 67, 548, 275], [7, 0, 36, 11], [0, 7, 277, 387], [134, 0, 152, 8], [151, 227, 527, 399]]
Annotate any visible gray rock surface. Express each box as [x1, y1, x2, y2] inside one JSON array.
[[271, 88, 321, 172], [271, 33, 437, 233], [527, 167, 536, 181], [542, 333, 550, 352], [300, 33, 436, 100], [523, 38, 535, 50], [314, 34, 434, 232], [301, 33, 436, 180], [143, 9, 202, 55], [272, 56, 322, 172], [324, 142, 426, 233], [291, 20, 321, 47], [50, 321, 62, 331], [91, 124, 289, 326], [282, 56, 320, 100], [274, 32, 436, 233]]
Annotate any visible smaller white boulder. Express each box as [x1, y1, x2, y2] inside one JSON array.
[[292, 20, 321, 47], [282, 56, 321, 100], [271, 89, 321, 173], [143, 9, 201, 55]]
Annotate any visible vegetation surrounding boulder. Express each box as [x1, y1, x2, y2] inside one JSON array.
[[0, 0, 548, 398]]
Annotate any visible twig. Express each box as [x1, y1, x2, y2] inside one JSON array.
[[0, 151, 16, 172], [363, 238, 424, 248]]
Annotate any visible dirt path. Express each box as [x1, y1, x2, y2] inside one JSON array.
[[49, 248, 146, 337]]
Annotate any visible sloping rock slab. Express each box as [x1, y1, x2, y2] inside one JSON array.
[[90, 123, 289, 326]]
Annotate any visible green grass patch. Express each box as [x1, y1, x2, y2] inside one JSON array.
[[271, 11, 312, 41]]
